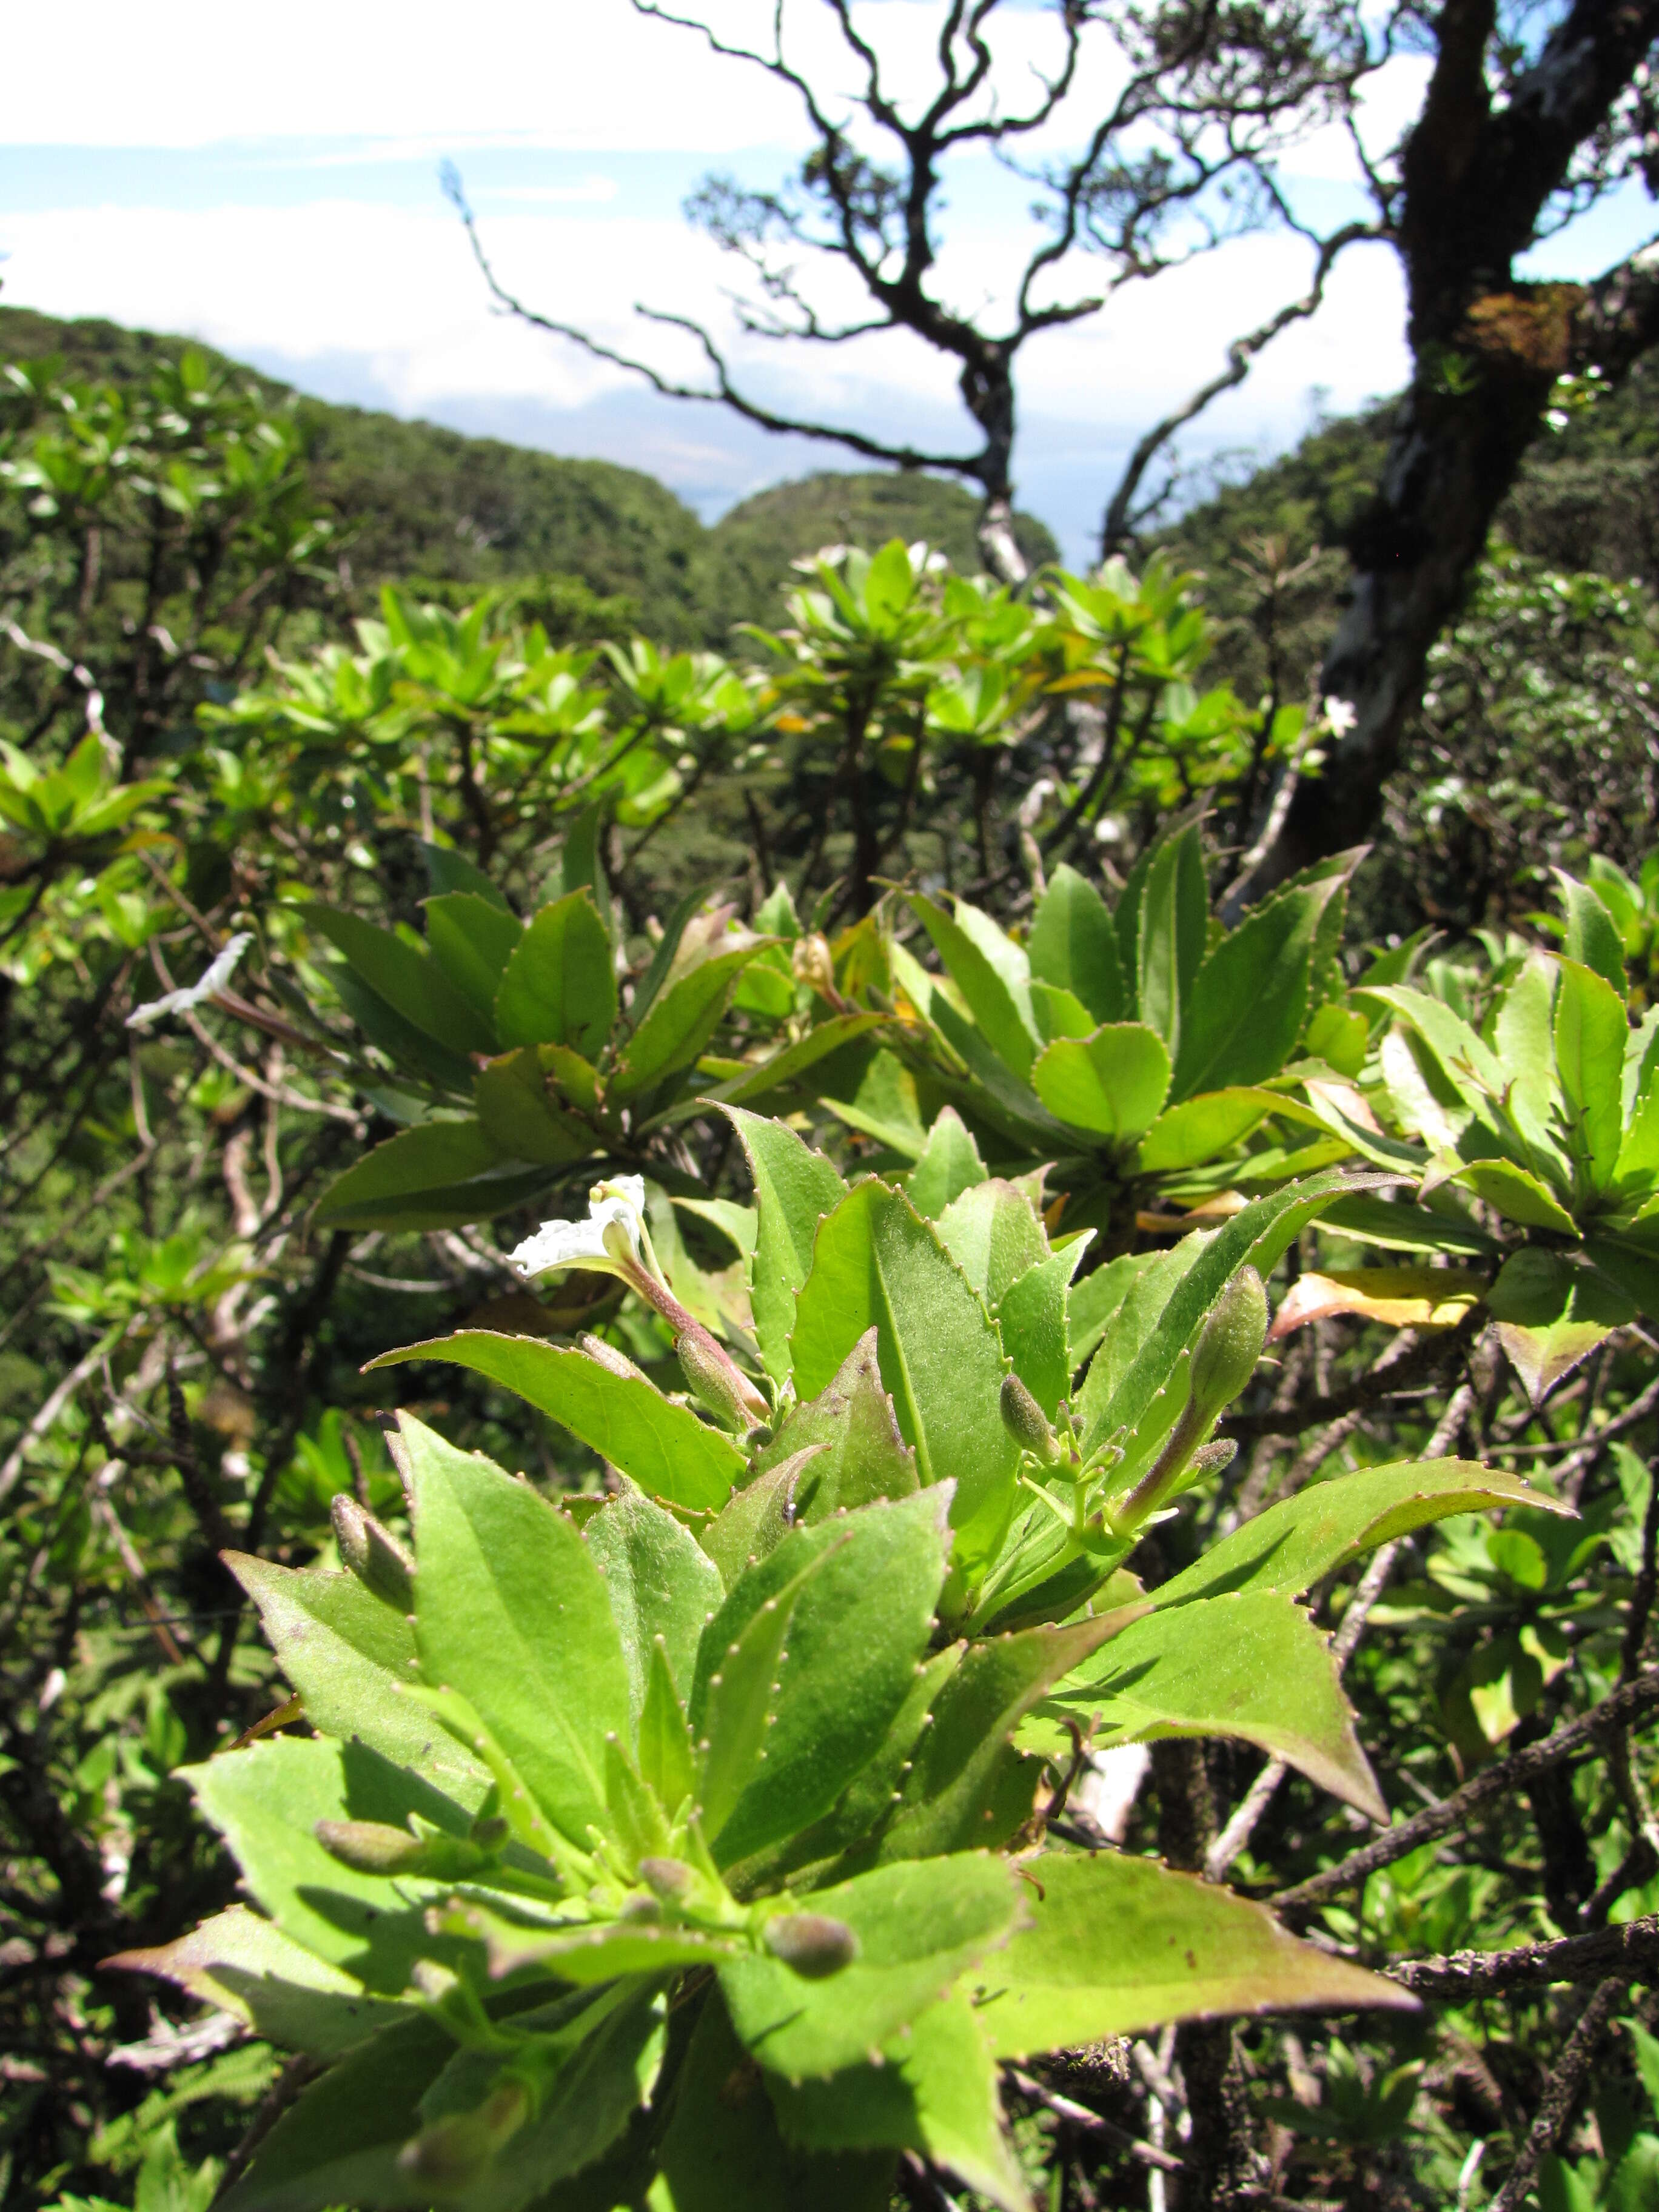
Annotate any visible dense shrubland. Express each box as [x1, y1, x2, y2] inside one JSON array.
[[7, 333, 1659, 2212]]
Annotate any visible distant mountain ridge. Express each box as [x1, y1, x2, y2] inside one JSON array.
[[0, 306, 1056, 644]]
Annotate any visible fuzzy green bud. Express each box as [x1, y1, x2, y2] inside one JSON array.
[[1187, 1438, 1238, 1481], [315, 1818, 425, 1874], [637, 1855, 696, 1903], [577, 1332, 651, 1384], [330, 1495, 414, 1612], [677, 1322, 770, 1430], [1188, 1267, 1268, 1425], [762, 1912, 860, 1978], [1000, 1371, 1059, 1463]]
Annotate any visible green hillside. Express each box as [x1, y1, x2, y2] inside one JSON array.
[[0, 306, 1055, 643]]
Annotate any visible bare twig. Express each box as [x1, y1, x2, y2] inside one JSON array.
[[1007, 2065, 1185, 2175], [1487, 1978, 1624, 2212]]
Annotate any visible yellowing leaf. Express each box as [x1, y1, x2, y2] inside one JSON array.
[[1265, 1266, 1486, 1344]]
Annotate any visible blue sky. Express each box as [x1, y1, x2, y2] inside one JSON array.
[[3, 1, 1654, 564]]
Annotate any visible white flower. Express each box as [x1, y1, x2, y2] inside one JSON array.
[[126, 934, 252, 1030], [1322, 697, 1358, 737], [907, 541, 949, 575], [1018, 777, 1055, 828], [791, 543, 850, 574], [509, 1176, 648, 1280]]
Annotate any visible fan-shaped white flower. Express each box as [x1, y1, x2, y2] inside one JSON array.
[[127, 935, 253, 1030], [1322, 696, 1358, 737], [508, 1177, 648, 1280]]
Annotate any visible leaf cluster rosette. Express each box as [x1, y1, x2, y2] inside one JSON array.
[[117, 1107, 1577, 2208]]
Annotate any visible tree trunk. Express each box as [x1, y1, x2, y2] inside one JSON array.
[[1252, 0, 1659, 888], [1267, 261, 1659, 885]]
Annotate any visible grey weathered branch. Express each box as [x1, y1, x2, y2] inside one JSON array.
[[1393, 1911, 1659, 1997]]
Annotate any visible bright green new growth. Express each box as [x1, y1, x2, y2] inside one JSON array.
[[126, 1108, 1578, 2211]]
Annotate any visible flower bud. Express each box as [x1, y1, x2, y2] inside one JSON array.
[[999, 1372, 1059, 1463], [792, 933, 837, 1000], [1187, 1438, 1238, 1481], [315, 1818, 424, 1874], [637, 1855, 696, 1903], [762, 1912, 860, 1978], [677, 1322, 770, 1431], [1188, 1267, 1267, 1424], [330, 1495, 414, 1611], [577, 1333, 650, 1384]]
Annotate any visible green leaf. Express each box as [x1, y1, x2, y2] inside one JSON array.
[[1554, 956, 1629, 1191], [1027, 862, 1122, 1024], [304, 903, 496, 1056], [1137, 1087, 1284, 1175], [493, 892, 617, 1057], [401, 1414, 630, 1847], [1032, 1023, 1171, 1141], [1134, 823, 1208, 1057], [935, 1178, 1049, 1308], [1557, 868, 1629, 997], [444, 1897, 736, 1985], [423, 839, 511, 911], [560, 801, 615, 945], [996, 1250, 1074, 1417], [739, 1646, 964, 1887], [751, 1329, 917, 1520], [1453, 1157, 1580, 1236], [1067, 1250, 1159, 1370], [906, 1105, 987, 1219], [367, 1335, 745, 1512], [727, 1108, 847, 1386], [972, 1852, 1409, 2059], [908, 892, 1038, 1080], [877, 1614, 1139, 1862], [637, 1637, 697, 1814], [423, 893, 522, 1027], [1487, 1248, 1635, 1404], [414, 1985, 663, 2212], [1314, 1192, 1497, 1258], [1358, 984, 1506, 1124], [109, 1906, 403, 2059], [769, 1991, 1029, 2211], [1171, 877, 1341, 1101], [216, 2014, 455, 2212], [1152, 1458, 1572, 1607], [314, 1120, 553, 1233], [329, 967, 478, 1096], [186, 1735, 462, 1991], [224, 1555, 488, 1808], [612, 945, 757, 1099], [473, 1050, 594, 1167], [655, 1994, 894, 2212], [700, 1449, 824, 1589], [1077, 1171, 1381, 1462], [693, 1545, 813, 1845], [583, 1487, 724, 1728], [1028, 980, 1099, 1044], [789, 1179, 1021, 1569], [683, 1013, 886, 1118], [1492, 953, 1564, 1166], [1037, 1590, 1386, 1820], [719, 1854, 1020, 2079], [692, 1492, 953, 1867]]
